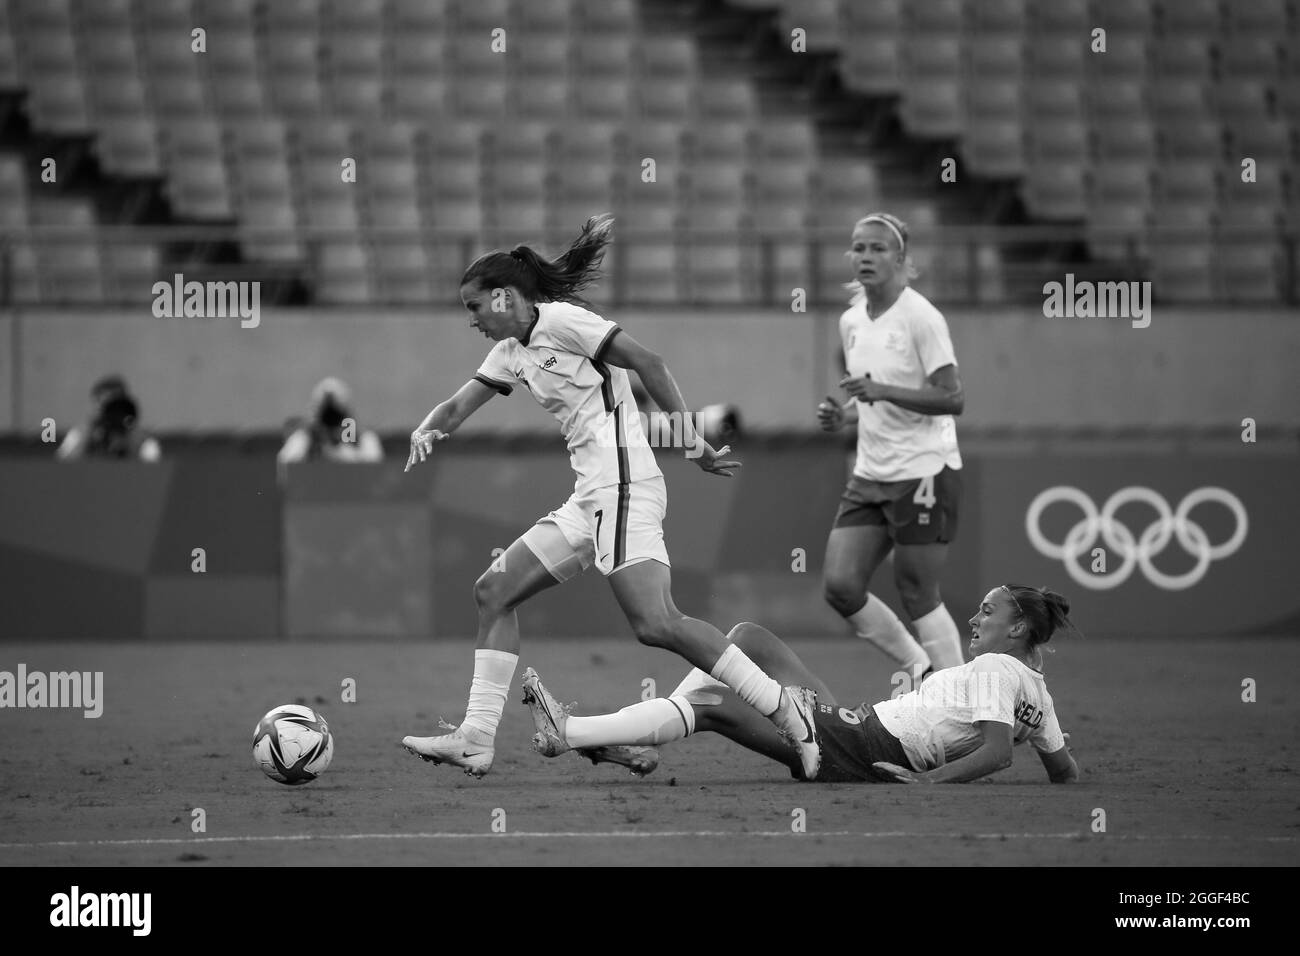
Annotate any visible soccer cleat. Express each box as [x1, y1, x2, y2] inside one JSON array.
[[578, 745, 660, 777], [520, 667, 572, 758], [401, 719, 494, 778], [779, 685, 822, 782]]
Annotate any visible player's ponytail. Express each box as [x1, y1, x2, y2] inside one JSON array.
[[1004, 584, 1082, 649], [461, 214, 613, 308]]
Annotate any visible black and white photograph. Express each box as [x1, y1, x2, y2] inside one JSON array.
[[0, 0, 1295, 926]]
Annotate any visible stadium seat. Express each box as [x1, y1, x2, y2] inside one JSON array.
[[573, 35, 635, 78], [88, 71, 149, 118], [1150, 37, 1214, 77], [322, 0, 386, 31], [1024, 35, 1086, 77], [102, 242, 162, 299], [755, 118, 816, 164], [575, 0, 638, 33], [71, 0, 134, 31], [617, 240, 680, 303], [0, 21, 16, 90], [1090, 159, 1152, 205], [1224, 0, 1288, 33], [1086, 34, 1147, 78], [1148, 80, 1209, 118], [0, 157, 29, 228], [392, 76, 451, 118], [1155, 0, 1221, 34], [968, 0, 1026, 31], [511, 33, 571, 78], [327, 75, 386, 116], [696, 78, 758, 120], [1024, 116, 1088, 163], [25, 73, 92, 135], [840, 37, 901, 94], [239, 197, 303, 262], [509, 76, 570, 118], [638, 36, 700, 78], [5, 242, 41, 303], [95, 116, 164, 177], [1027, 0, 1088, 33], [30, 198, 104, 303], [205, 25, 258, 75], [1091, 0, 1154, 32], [208, 74, 266, 115], [77, 27, 138, 77], [640, 78, 694, 120], [1225, 119, 1292, 163], [1025, 79, 1084, 122], [683, 241, 757, 304], [777, 0, 843, 54], [425, 197, 483, 233], [1150, 240, 1214, 300], [1214, 80, 1272, 119], [906, 0, 963, 33], [167, 158, 233, 219], [1217, 37, 1283, 81], [262, 0, 321, 30], [509, 0, 575, 32], [1095, 116, 1156, 161], [901, 79, 964, 138], [966, 37, 1024, 79], [1021, 161, 1086, 219], [687, 120, 755, 163], [323, 31, 385, 79], [192, 0, 254, 28], [454, 77, 509, 116], [842, 0, 901, 32], [300, 195, 360, 233], [1158, 118, 1224, 158], [364, 196, 423, 232], [1087, 76, 1145, 119], [1155, 161, 1220, 202], [313, 240, 373, 304], [965, 118, 1026, 178]]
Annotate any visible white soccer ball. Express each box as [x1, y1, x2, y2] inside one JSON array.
[[252, 704, 334, 786]]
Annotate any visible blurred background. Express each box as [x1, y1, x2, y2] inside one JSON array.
[[1, 0, 1297, 642]]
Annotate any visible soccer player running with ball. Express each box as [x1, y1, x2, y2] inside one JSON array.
[[817, 212, 966, 682], [522, 585, 1080, 785], [401, 215, 821, 779]]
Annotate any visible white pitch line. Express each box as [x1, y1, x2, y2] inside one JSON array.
[[0, 831, 1295, 850]]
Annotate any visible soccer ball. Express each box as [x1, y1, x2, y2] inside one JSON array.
[[252, 704, 334, 785]]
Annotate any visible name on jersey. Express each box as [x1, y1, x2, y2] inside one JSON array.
[[1014, 699, 1044, 729]]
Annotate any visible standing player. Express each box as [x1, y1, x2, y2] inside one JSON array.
[[817, 212, 965, 680], [522, 584, 1080, 785], [400, 215, 820, 779]]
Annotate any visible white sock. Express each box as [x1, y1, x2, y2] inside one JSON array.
[[460, 649, 519, 739], [565, 696, 695, 748], [671, 667, 726, 697], [709, 644, 782, 716], [913, 603, 964, 670], [846, 594, 931, 677]]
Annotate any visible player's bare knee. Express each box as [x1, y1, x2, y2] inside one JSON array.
[[897, 583, 940, 620], [725, 621, 766, 652], [630, 615, 679, 650], [823, 579, 863, 617], [472, 571, 510, 615]]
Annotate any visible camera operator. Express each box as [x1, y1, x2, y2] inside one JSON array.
[[56, 375, 162, 462], [277, 377, 383, 470]]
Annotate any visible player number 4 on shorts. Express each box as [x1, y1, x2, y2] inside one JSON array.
[[913, 475, 936, 509]]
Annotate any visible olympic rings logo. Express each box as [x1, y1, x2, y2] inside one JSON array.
[[1025, 486, 1248, 591]]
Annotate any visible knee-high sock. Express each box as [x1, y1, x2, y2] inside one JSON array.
[[565, 696, 696, 748], [846, 594, 931, 677], [709, 644, 782, 716], [913, 603, 964, 669], [459, 649, 518, 739]]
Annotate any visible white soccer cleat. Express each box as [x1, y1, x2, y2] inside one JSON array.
[[779, 685, 822, 782], [402, 719, 494, 778], [578, 745, 661, 778], [520, 667, 573, 758]]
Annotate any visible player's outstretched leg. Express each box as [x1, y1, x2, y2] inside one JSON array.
[[607, 559, 822, 779], [403, 536, 566, 777]]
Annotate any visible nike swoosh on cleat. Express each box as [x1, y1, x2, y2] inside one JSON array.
[[795, 701, 815, 744], [461, 751, 487, 759]]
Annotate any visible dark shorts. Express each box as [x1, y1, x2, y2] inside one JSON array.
[[832, 465, 962, 545], [804, 701, 913, 783]]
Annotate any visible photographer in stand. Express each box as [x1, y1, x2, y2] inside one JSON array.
[[56, 374, 162, 462], [277, 377, 384, 475]]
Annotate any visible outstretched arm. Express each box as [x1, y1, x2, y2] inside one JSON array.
[[875, 720, 1013, 784], [1039, 743, 1080, 783], [406, 378, 497, 472]]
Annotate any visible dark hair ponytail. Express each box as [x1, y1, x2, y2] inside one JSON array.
[[1004, 585, 1081, 649], [461, 214, 614, 308]]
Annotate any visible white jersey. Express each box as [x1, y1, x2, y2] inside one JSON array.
[[872, 653, 1065, 772], [840, 286, 962, 482], [475, 301, 663, 496]]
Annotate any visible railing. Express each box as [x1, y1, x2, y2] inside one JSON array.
[[1, 226, 1296, 307]]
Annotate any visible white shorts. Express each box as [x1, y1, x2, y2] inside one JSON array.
[[521, 476, 670, 580]]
